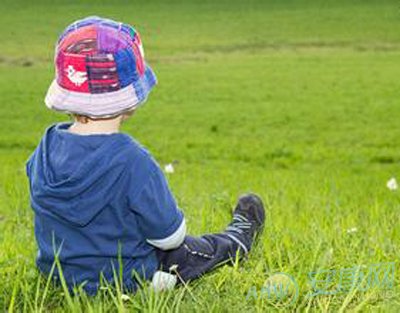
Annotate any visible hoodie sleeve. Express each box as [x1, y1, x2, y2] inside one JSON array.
[[128, 162, 186, 250], [25, 149, 37, 178]]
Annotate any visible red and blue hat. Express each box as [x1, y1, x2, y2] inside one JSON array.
[[45, 16, 157, 118]]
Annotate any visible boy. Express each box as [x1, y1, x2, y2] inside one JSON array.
[[26, 16, 265, 295]]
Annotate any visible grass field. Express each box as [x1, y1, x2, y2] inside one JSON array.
[[0, 0, 400, 311]]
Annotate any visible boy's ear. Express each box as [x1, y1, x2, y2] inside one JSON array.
[[72, 114, 90, 124], [122, 110, 135, 121]]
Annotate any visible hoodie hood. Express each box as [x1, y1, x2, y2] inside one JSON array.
[[26, 123, 133, 227]]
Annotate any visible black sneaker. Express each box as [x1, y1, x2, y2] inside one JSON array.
[[224, 193, 265, 254]]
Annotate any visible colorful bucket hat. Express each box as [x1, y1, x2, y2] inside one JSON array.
[[45, 16, 157, 118]]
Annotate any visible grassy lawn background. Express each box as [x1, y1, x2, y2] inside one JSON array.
[[0, 0, 399, 311]]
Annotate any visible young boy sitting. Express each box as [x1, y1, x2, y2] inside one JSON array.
[[26, 16, 265, 295]]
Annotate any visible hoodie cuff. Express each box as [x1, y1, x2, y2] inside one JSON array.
[[146, 218, 186, 250]]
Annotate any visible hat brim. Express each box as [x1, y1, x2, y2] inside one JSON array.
[[45, 64, 157, 118]]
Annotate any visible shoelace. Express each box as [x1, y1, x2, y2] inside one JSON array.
[[225, 213, 252, 234]]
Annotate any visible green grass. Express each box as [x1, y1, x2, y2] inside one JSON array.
[[0, 0, 400, 311]]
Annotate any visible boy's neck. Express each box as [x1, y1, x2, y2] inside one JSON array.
[[68, 117, 122, 135]]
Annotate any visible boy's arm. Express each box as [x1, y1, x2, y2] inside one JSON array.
[[128, 163, 186, 250]]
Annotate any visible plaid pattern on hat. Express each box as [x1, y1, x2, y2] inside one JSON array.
[[45, 16, 157, 118]]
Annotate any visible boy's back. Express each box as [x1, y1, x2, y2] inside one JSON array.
[[27, 122, 183, 294]]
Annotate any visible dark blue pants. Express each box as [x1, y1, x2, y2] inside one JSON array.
[[156, 233, 244, 283]]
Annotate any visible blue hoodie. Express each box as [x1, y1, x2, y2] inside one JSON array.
[[26, 122, 184, 294]]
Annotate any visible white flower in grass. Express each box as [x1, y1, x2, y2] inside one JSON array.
[[164, 163, 174, 174], [386, 177, 398, 191], [347, 227, 358, 234], [121, 294, 131, 301]]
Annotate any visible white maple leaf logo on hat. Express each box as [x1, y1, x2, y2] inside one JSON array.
[[65, 65, 87, 86]]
